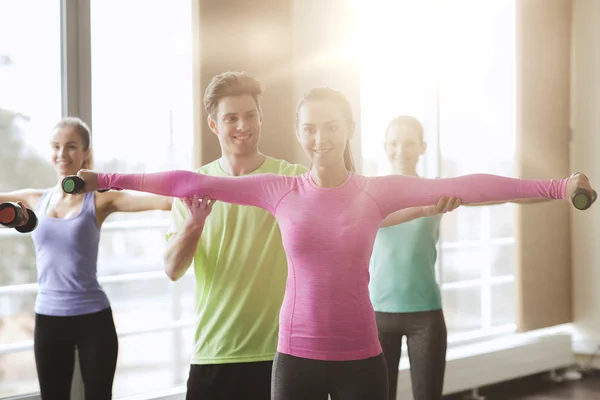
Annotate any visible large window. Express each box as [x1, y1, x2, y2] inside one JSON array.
[[360, 0, 517, 338], [0, 0, 62, 397], [0, 1, 193, 398], [90, 0, 194, 397]]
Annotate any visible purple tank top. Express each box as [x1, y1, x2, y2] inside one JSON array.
[[31, 189, 110, 316]]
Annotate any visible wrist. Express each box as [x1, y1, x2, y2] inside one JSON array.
[[182, 217, 205, 236], [420, 206, 432, 216]]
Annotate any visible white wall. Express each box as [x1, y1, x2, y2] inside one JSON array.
[[571, 0, 600, 354]]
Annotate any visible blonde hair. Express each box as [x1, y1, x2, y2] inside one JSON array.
[[203, 71, 264, 118], [386, 115, 424, 142]]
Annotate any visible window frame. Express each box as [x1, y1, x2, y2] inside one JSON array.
[[0, 1, 194, 398]]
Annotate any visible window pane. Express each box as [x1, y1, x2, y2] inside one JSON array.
[[0, 1, 62, 397], [112, 326, 195, 396], [491, 282, 515, 327], [440, 207, 481, 242], [0, 291, 36, 344], [439, 247, 483, 284], [98, 225, 173, 278], [91, 0, 193, 180], [438, 0, 516, 337], [0, 349, 37, 397], [106, 274, 196, 332], [489, 203, 516, 239], [491, 244, 515, 277], [438, 0, 516, 174], [359, 0, 438, 177], [442, 287, 482, 334], [90, 0, 193, 397]]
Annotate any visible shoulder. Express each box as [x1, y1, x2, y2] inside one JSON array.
[[20, 188, 46, 199], [266, 157, 309, 176], [197, 160, 220, 175], [15, 188, 46, 209]]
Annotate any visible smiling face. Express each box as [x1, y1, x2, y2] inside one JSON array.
[[50, 125, 90, 177], [384, 118, 426, 174], [296, 99, 353, 169], [208, 94, 263, 156]]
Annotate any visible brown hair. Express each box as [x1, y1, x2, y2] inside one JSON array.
[[295, 87, 356, 172], [386, 115, 424, 142], [203, 71, 265, 118], [53, 117, 94, 169]]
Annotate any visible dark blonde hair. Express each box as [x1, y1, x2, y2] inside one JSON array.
[[386, 115, 424, 142], [295, 87, 356, 172], [53, 117, 94, 169], [203, 71, 264, 118]]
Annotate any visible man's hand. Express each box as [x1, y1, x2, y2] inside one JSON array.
[[422, 196, 462, 217], [183, 195, 216, 225]]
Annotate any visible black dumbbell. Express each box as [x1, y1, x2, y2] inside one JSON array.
[[62, 175, 109, 194], [571, 188, 597, 211], [0, 202, 38, 233]]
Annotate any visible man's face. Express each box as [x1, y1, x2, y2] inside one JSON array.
[[208, 95, 262, 156]]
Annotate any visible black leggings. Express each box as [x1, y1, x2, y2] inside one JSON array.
[[376, 309, 447, 400], [271, 352, 388, 400], [34, 307, 119, 400]]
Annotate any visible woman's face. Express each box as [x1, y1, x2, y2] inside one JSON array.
[[296, 99, 353, 168], [384, 125, 426, 172], [50, 126, 89, 176]]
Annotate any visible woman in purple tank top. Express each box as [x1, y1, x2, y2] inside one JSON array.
[[0, 117, 175, 399]]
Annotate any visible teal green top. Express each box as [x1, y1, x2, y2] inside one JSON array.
[[369, 215, 442, 313]]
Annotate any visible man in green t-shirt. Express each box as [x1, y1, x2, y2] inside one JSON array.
[[164, 71, 307, 400]]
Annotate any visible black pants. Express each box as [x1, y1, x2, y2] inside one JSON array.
[[376, 309, 447, 400], [186, 361, 273, 400], [34, 307, 119, 400], [271, 352, 388, 400]]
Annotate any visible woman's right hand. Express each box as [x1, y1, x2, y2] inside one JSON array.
[[15, 201, 30, 227], [76, 169, 100, 193], [566, 172, 595, 207]]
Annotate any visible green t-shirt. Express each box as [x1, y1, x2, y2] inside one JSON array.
[[166, 157, 308, 364], [369, 215, 443, 313]]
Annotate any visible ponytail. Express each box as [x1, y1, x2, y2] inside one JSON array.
[[343, 140, 355, 172], [82, 149, 94, 170]]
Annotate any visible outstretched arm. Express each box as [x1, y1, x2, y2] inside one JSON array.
[[73, 169, 294, 214], [367, 173, 593, 217], [99, 192, 173, 213], [0, 189, 44, 210], [380, 196, 461, 227], [467, 197, 550, 207]]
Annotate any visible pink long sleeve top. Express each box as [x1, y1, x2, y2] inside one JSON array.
[[97, 170, 567, 361]]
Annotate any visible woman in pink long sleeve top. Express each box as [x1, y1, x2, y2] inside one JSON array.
[[67, 88, 594, 400]]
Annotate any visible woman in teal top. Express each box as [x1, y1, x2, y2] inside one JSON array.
[[370, 115, 549, 400], [370, 116, 448, 400]]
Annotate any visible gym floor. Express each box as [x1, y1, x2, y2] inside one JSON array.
[[443, 370, 600, 399]]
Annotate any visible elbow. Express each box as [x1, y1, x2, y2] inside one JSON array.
[[164, 263, 181, 282], [163, 253, 181, 281], [162, 197, 174, 211]]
